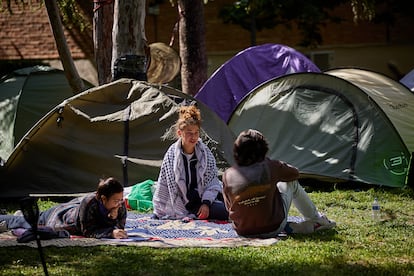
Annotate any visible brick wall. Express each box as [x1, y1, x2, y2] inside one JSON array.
[[1, 1, 413, 79], [0, 2, 92, 60]]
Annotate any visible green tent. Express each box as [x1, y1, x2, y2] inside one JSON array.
[[0, 65, 92, 162], [1, 79, 235, 198], [228, 69, 414, 188]]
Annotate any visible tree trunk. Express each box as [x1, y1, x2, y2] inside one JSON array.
[[178, 0, 208, 96], [111, 0, 147, 81], [250, 12, 257, 46], [44, 0, 86, 94], [93, 1, 114, 85]]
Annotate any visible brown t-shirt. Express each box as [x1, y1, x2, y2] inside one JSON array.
[[222, 158, 299, 236]]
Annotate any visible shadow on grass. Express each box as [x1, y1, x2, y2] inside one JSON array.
[[300, 178, 414, 197], [0, 244, 412, 276], [288, 228, 341, 242]]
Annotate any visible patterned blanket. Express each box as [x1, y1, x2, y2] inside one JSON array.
[[0, 213, 290, 248], [126, 213, 239, 239]]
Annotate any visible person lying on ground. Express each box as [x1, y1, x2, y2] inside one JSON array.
[[0, 177, 128, 239], [152, 104, 229, 221], [222, 129, 336, 237]]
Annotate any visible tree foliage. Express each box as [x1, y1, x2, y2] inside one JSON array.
[[2, 0, 88, 93], [219, 0, 283, 32], [2, 0, 88, 30], [219, 0, 346, 47], [56, 0, 89, 31], [371, 0, 414, 24], [218, 0, 414, 47], [350, 0, 375, 22]]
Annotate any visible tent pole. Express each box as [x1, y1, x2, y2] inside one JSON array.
[[122, 105, 131, 187]]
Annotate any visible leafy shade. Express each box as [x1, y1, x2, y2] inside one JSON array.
[[2, 0, 89, 31], [219, 0, 285, 31], [218, 0, 350, 47]]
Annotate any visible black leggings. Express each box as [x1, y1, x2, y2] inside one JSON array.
[[206, 200, 229, 221]]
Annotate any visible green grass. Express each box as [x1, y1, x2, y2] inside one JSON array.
[[1, 186, 413, 276]]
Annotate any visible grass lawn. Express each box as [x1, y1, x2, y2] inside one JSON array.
[[0, 185, 413, 276]]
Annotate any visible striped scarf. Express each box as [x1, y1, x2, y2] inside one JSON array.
[[152, 138, 223, 219]]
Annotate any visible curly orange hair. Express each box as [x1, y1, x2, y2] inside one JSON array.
[[176, 105, 201, 130]]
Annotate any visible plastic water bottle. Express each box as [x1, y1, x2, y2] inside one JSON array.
[[372, 198, 380, 221]]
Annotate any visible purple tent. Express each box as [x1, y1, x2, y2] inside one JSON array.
[[400, 68, 414, 92], [195, 44, 320, 122]]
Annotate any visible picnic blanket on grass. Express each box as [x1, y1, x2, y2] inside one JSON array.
[[0, 213, 291, 248]]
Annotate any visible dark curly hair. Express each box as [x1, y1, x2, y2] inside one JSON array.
[[96, 177, 124, 200], [233, 129, 269, 166]]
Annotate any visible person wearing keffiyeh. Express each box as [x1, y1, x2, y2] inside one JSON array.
[[152, 105, 229, 221]]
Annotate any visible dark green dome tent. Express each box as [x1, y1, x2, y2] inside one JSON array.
[[228, 70, 414, 188], [0, 65, 93, 162], [1, 79, 235, 198]]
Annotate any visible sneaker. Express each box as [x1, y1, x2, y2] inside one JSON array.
[[313, 215, 336, 231], [14, 210, 23, 216], [288, 221, 315, 234], [0, 220, 7, 233]]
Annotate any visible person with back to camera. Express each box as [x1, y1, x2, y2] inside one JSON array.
[[152, 105, 229, 221], [0, 177, 128, 239], [222, 129, 336, 237]]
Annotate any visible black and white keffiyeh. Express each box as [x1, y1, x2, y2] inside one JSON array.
[[152, 138, 223, 219]]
